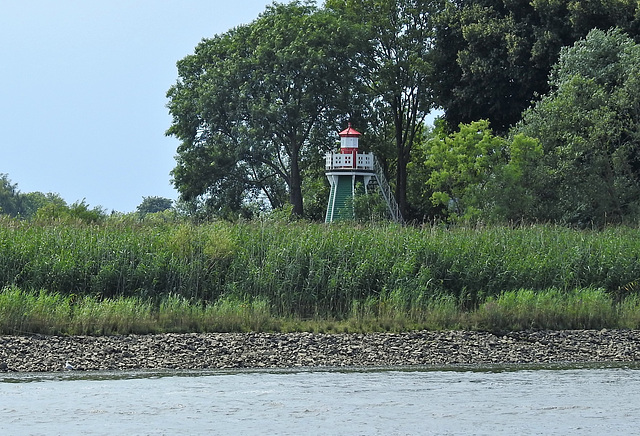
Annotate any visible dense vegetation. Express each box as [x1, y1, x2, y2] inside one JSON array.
[[167, 0, 640, 225], [1, 216, 639, 334], [4, 3, 640, 227], [2, 2, 640, 334]]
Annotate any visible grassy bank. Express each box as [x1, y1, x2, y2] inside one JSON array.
[[1, 217, 640, 332], [1, 285, 640, 335]]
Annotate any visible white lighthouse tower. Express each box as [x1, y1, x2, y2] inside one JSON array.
[[325, 123, 402, 223]]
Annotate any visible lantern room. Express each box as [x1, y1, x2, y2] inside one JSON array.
[[339, 122, 361, 153]]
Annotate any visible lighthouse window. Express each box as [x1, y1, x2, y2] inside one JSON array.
[[342, 137, 358, 148]]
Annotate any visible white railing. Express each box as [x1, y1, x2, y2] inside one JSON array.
[[325, 152, 374, 170]]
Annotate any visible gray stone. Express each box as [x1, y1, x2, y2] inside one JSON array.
[[0, 330, 639, 372]]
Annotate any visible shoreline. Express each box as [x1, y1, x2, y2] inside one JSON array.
[[1, 330, 639, 373]]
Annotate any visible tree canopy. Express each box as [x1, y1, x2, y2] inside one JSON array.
[[166, 1, 369, 218], [0, 173, 107, 222], [326, 0, 441, 219], [136, 196, 174, 218], [165, 0, 640, 225], [515, 28, 640, 226], [0, 174, 22, 217], [430, 0, 640, 134], [414, 120, 541, 223]]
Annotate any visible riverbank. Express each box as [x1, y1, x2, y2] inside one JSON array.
[[1, 330, 639, 372]]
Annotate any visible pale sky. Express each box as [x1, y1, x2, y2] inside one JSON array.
[[1, 0, 277, 212]]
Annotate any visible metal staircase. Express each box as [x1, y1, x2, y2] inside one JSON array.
[[372, 156, 403, 224]]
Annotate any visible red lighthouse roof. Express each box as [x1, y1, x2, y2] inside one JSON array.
[[338, 123, 361, 137]]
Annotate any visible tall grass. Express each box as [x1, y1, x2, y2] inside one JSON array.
[[472, 288, 618, 331], [0, 285, 278, 335], [71, 295, 155, 335], [0, 287, 71, 335], [2, 216, 640, 322], [1, 285, 639, 335]]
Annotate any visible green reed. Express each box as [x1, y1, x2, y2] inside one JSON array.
[[471, 288, 619, 331], [2, 285, 639, 335], [0, 285, 278, 335], [0, 287, 71, 335], [2, 217, 640, 322]]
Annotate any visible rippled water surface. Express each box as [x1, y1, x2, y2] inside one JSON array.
[[2, 364, 639, 435]]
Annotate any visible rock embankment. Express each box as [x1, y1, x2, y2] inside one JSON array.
[[1, 330, 639, 372]]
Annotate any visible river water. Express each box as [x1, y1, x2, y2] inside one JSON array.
[[1, 363, 639, 435]]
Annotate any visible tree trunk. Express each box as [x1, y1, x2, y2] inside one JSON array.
[[396, 146, 407, 218], [289, 145, 304, 218], [394, 96, 407, 218]]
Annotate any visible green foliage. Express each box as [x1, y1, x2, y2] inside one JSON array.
[[301, 167, 331, 221], [72, 295, 154, 335], [3, 219, 640, 326], [432, 0, 545, 133], [419, 120, 542, 222], [0, 174, 23, 217], [205, 295, 274, 333], [347, 293, 462, 332], [326, 0, 440, 217], [474, 288, 616, 331], [0, 174, 96, 221], [431, 0, 640, 133], [156, 294, 203, 332], [0, 173, 105, 223], [516, 28, 640, 226], [167, 1, 369, 218], [0, 285, 277, 335], [2, 284, 639, 334], [34, 199, 106, 224], [0, 286, 71, 334], [352, 191, 390, 223], [136, 196, 174, 218], [484, 134, 544, 222], [617, 294, 640, 329], [20, 192, 67, 219], [424, 120, 505, 222]]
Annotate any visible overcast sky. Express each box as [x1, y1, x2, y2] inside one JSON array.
[[1, 0, 276, 212]]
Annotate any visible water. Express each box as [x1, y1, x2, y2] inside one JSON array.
[[1, 364, 640, 435]]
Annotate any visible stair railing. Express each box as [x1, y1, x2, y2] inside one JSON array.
[[373, 156, 403, 224]]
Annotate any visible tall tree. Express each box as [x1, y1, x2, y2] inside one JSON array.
[[515, 28, 640, 225], [0, 174, 22, 217], [326, 0, 440, 219], [167, 1, 368, 218], [419, 120, 541, 222], [431, 0, 640, 134], [136, 196, 174, 217], [21, 191, 67, 219]]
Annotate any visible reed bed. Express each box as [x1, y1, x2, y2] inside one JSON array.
[[0, 285, 276, 335], [1, 216, 640, 332], [1, 285, 639, 335]]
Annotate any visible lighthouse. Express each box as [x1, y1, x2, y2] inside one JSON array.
[[324, 123, 376, 222], [325, 123, 403, 223]]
